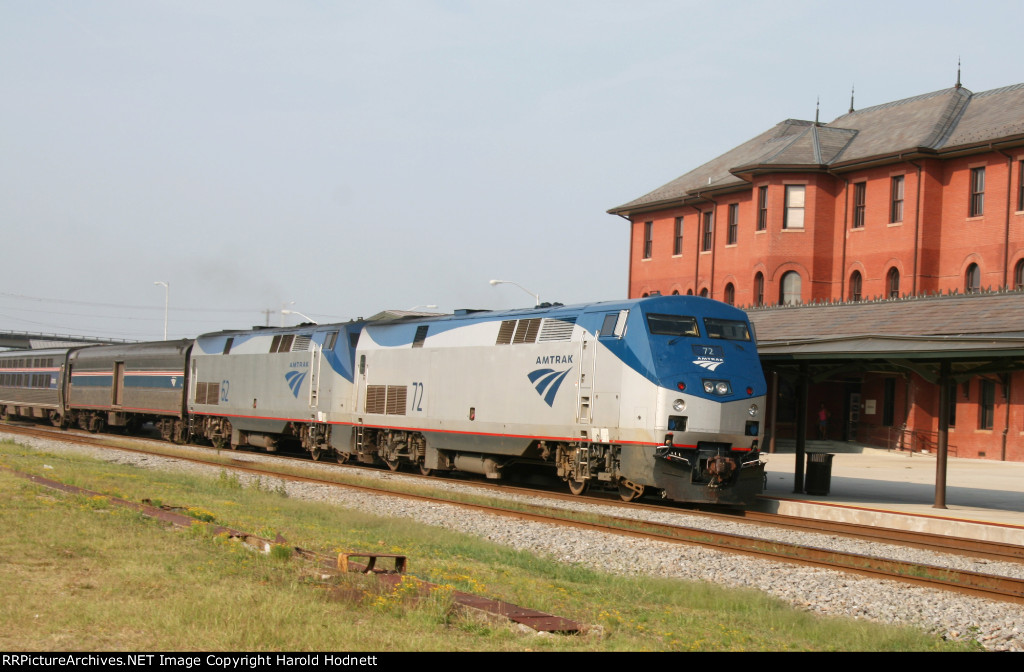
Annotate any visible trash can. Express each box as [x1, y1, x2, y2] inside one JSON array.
[[805, 453, 834, 496]]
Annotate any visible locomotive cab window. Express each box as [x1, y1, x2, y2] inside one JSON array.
[[600, 313, 618, 337], [702, 318, 751, 341], [647, 314, 699, 337], [599, 310, 629, 338]]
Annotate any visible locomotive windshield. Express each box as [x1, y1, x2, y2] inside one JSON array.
[[647, 314, 699, 337], [703, 317, 751, 341]]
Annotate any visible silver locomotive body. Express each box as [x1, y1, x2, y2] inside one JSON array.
[[190, 296, 766, 505]]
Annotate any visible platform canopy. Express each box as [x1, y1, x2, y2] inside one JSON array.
[[750, 291, 1024, 380], [746, 290, 1024, 509]]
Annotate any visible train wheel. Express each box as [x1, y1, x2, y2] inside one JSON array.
[[89, 416, 105, 434], [310, 448, 322, 461], [617, 483, 645, 502], [385, 457, 400, 471], [418, 462, 432, 476], [567, 478, 589, 496], [336, 452, 349, 464]]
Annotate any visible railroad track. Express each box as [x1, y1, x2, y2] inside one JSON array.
[[4, 421, 1024, 606]]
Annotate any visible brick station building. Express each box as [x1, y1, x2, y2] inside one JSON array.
[[609, 82, 1024, 460]]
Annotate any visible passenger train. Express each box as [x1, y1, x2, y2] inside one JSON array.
[[0, 296, 767, 505]]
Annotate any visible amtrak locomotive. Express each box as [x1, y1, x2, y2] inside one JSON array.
[[0, 296, 767, 506]]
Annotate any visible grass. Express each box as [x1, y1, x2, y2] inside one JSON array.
[[0, 438, 979, 651]]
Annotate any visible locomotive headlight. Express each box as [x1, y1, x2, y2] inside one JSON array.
[[672, 398, 686, 412], [701, 379, 732, 396], [748, 403, 759, 417]]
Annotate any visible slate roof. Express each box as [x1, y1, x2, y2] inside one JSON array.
[[610, 83, 1024, 216]]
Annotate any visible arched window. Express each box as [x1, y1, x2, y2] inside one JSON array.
[[754, 272, 764, 306], [671, 289, 679, 295], [686, 289, 693, 295], [849, 271, 862, 301], [780, 271, 801, 305], [699, 288, 708, 297], [965, 263, 980, 293], [641, 292, 649, 298], [1016, 260, 1024, 290], [887, 267, 900, 298], [724, 283, 735, 306]]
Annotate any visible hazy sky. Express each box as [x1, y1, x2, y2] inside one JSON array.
[[3, 0, 1022, 340]]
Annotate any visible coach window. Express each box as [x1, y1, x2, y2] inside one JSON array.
[[780, 271, 801, 305]]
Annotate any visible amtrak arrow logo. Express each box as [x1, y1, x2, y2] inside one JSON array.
[[527, 367, 571, 407], [694, 360, 724, 371], [285, 370, 307, 397]]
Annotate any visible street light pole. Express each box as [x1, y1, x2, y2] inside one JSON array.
[[281, 309, 318, 324], [154, 281, 169, 339], [489, 279, 540, 306]]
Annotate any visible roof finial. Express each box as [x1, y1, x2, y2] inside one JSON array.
[[849, 84, 855, 113], [956, 57, 962, 89], [815, 96, 820, 125]]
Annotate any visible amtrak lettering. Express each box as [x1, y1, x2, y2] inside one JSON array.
[[535, 355, 573, 365]]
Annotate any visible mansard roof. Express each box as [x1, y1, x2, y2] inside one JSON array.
[[609, 82, 1024, 216]]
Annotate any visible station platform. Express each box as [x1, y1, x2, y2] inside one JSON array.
[[755, 441, 1024, 546]]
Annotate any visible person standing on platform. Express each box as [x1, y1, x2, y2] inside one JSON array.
[[818, 403, 830, 440]]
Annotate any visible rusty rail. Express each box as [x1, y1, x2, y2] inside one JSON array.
[[1, 463, 583, 634], [4, 422, 1022, 606]]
